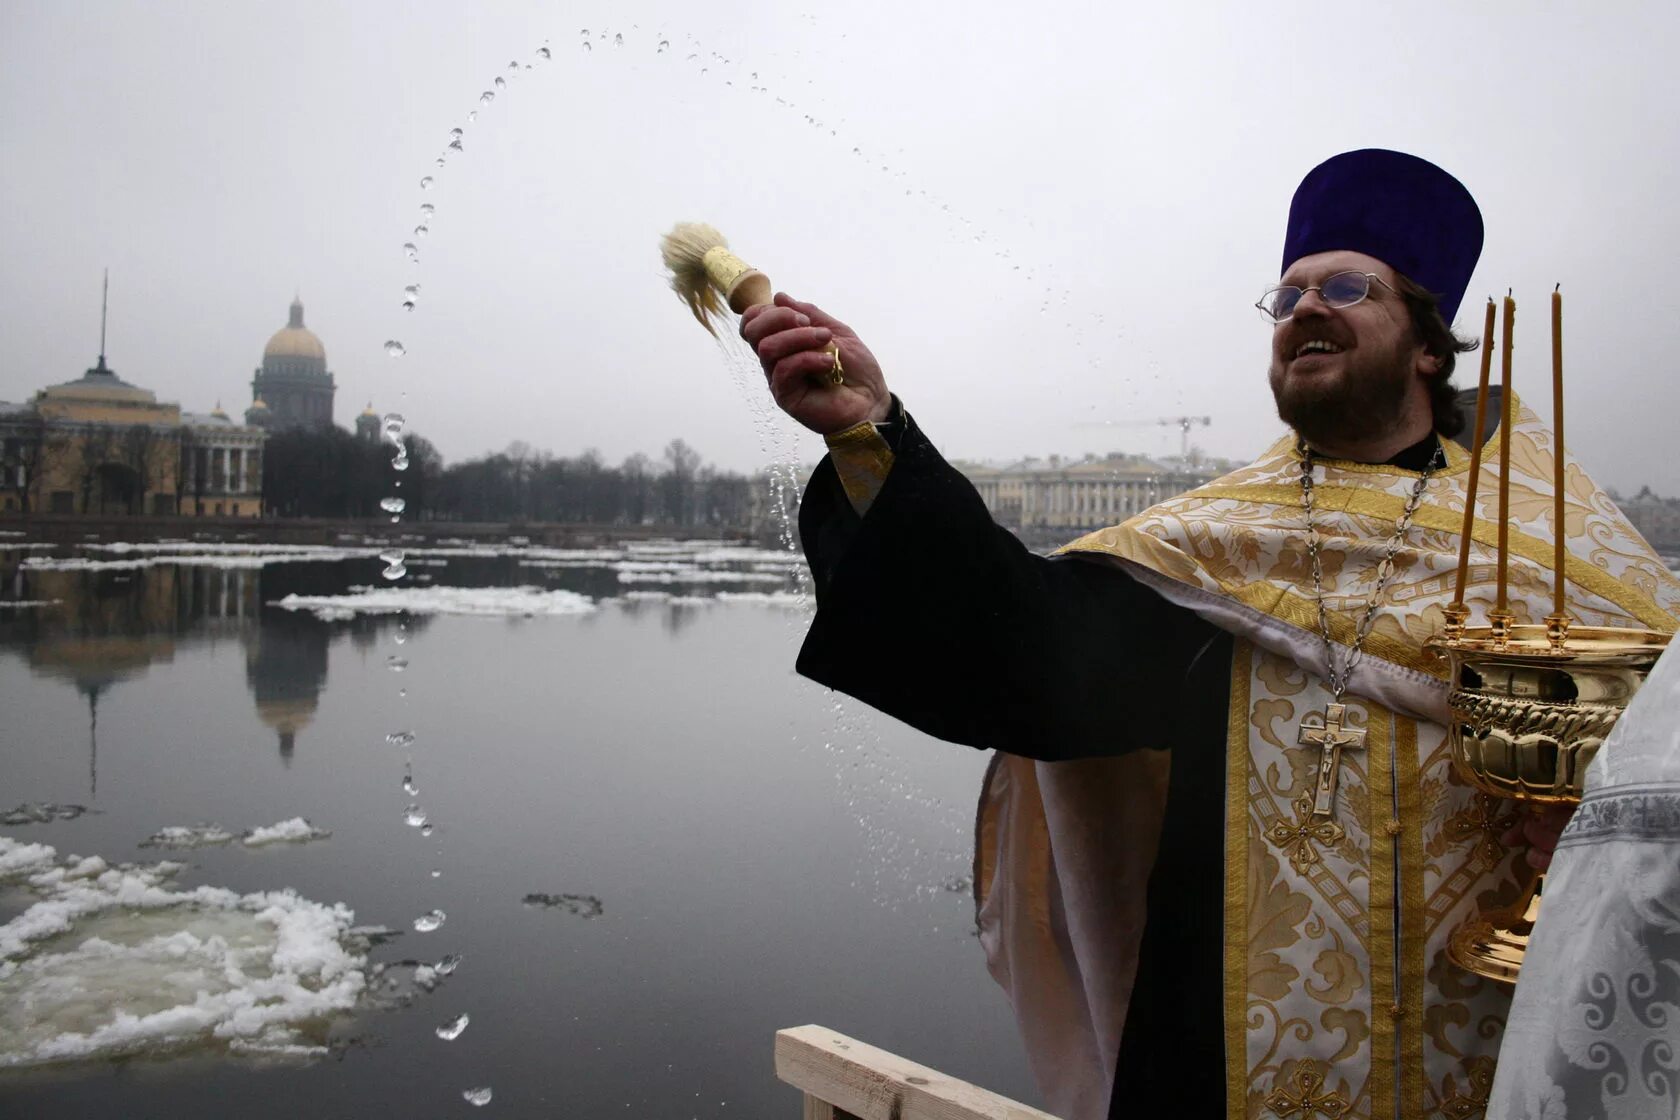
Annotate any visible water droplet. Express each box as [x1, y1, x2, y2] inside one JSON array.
[[418, 203, 434, 218], [382, 413, 406, 439], [480, 90, 495, 104], [437, 1013, 470, 1040], [384, 340, 406, 358], [404, 805, 428, 828], [419, 823, 433, 836], [380, 548, 405, 565], [414, 224, 429, 238], [449, 127, 463, 140], [394, 626, 409, 645], [579, 28, 589, 36], [537, 46, 551, 60], [751, 71, 758, 79], [419, 176, 433, 190], [414, 909, 446, 932], [434, 156, 446, 167], [402, 243, 418, 260], [381, 496, 407, 514], [402, 300, 415, 312], [463, 1088, 492, 1107], [402, 775, 418, 796], [430, 867, 441, 878], [581, 40, 592, 52], [508, 60, 518, 70], [391, 448, 410, 471], [467, 110, 477, 122], [387, 729, 416, 747], [494, 76, 506, 90], [448, 138, 463, 153], [613, 32, 623, 46], [436, 953, 461, 974], [658, 40, 669, 52]]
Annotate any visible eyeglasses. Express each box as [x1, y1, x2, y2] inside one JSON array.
[[1255, 271, 1396, 324]]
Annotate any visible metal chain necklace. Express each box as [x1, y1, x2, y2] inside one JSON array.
[[1293, 439, 1443, 821]]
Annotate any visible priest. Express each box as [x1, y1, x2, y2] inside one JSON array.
[[741, 149, 1680, 1119]]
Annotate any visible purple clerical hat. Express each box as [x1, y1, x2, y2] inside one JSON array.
[[1281, 149, 1483, 324]]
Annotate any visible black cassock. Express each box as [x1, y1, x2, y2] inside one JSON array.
[[793, 407, 1462, 1118]]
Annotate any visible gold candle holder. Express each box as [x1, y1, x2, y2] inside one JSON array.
[[1426, 282, 1671, 982]]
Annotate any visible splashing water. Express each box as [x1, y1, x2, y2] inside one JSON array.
[[380, 497, 407, 514], [436, 1013, 470, 1041]]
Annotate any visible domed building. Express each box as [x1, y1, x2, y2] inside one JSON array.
[[247, 297, 336, 430], [355, 402, 381, 441]]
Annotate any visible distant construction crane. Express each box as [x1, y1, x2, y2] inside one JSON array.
[[1074, 415, 1212, 458]]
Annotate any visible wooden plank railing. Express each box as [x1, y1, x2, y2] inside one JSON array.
[[774, 1025, 1060, 1120]]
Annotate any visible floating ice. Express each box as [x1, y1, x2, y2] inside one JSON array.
[[616, 569, 790, 585], [141, 824, 235, 850], [0, 835, 367, 1069], [2, 803, 94, 826], [24, 542, 374, 573], [242, 818, 331, 847], [272, 585, 597, 620], [521, 893, 603, 919]]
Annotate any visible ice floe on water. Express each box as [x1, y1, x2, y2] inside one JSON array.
[[140, 824, 236, 850], [24, 542, 376, 572], [616, 568, 790, 585], [242, 817, 331, 847], [273, 584, 598, 620], [0, 835, 370, 1068], [520, 892, 603, 918], [1, 803, 95, 826], [139, 819, 330, 849]]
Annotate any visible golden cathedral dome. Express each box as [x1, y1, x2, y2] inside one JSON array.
[[249, 396, 269, 411], [263, 297, 326, 362]]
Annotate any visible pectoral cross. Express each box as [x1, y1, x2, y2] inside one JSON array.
[[1297, 703, 1366, 820]]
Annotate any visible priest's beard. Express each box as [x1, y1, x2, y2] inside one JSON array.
[[1268, 345, 1414, 453]]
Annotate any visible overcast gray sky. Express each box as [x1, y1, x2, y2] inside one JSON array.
[[4, 1, 1676, 493]]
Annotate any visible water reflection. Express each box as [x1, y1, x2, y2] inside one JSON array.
[[0, 541, 1020, 1116]]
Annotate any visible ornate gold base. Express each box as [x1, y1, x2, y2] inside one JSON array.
[[1447, 878, 1542, 985]]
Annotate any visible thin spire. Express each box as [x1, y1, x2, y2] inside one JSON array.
[[97, 269, 110, 371]]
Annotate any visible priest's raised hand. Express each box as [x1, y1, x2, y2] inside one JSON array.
[[740, 293, 891, 434]]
